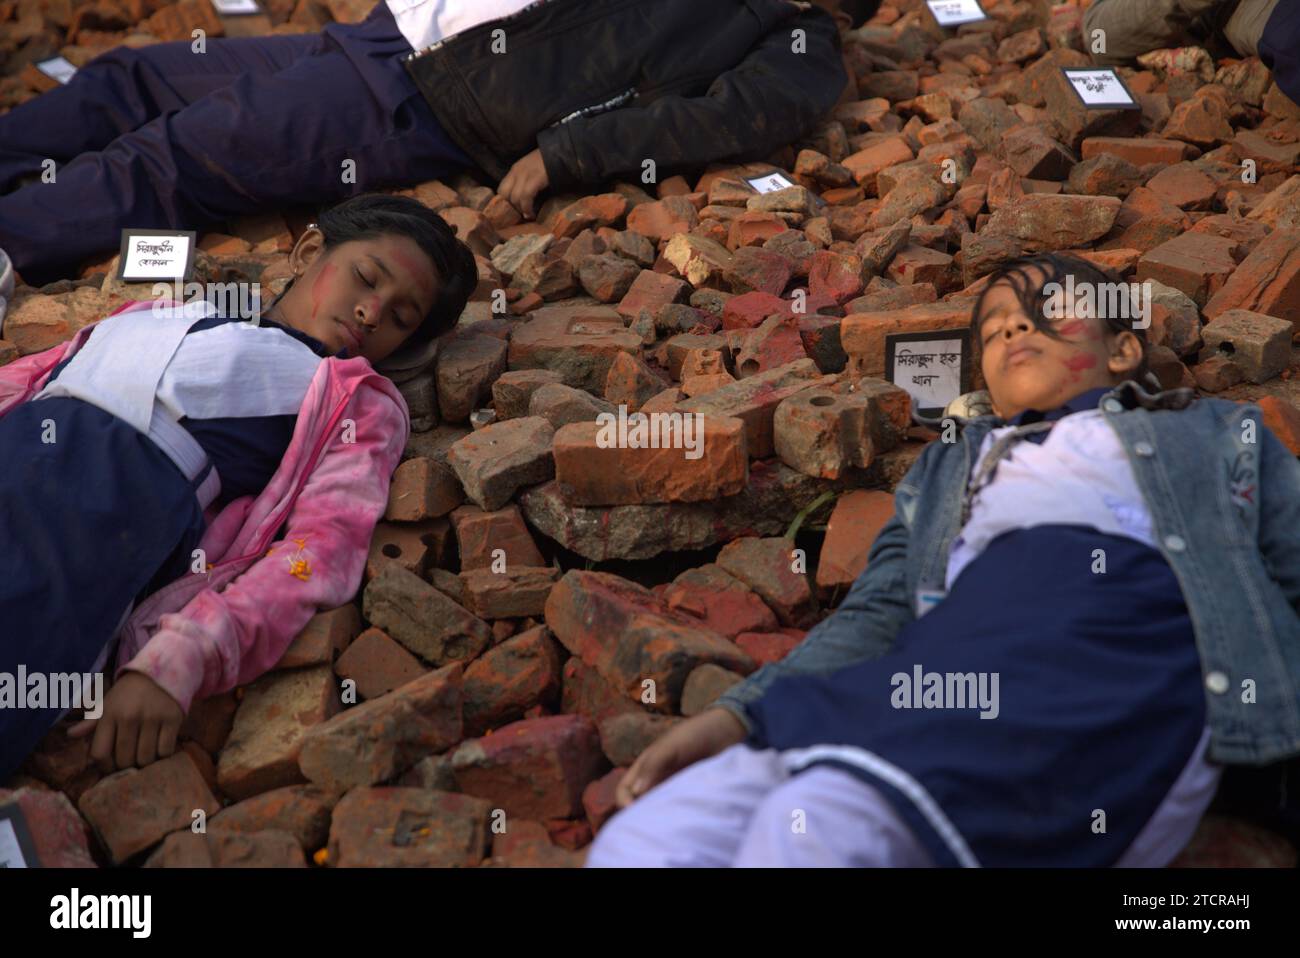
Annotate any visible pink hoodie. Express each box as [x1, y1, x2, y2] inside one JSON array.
[[0, 302, 410, 713]]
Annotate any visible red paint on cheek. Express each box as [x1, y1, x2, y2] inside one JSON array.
[[310, 262, 335, 320], [1063, 351, 1098, 382], [1064, 353, 1098, 371], [391, 248, 434, 294], [1057, 320, 1087, 337]]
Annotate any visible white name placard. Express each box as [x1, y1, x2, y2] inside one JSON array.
[[925, 0, 987, 27], [35, 56, 78, 85], [211, 0, 261, 14], [0, 805, 39, 868], [118, 229, 198, 283], [885, 329, 970, 417], [1061, 68, 1139, 109], [746, 171, 796, 194]]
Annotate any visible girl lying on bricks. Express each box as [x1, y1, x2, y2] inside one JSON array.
[[588, 253, 1300, 867], [0, 193, 476, 781], [0, 0, 864, 297]]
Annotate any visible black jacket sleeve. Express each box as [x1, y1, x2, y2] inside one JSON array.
[[535, 5, 848, 191]]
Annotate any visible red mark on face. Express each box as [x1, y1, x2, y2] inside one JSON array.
[[1064, 353, 1097, 371], [310, 262, 335, 321], [1057, 319, 1087, 337], [389, 247, 435, 301]]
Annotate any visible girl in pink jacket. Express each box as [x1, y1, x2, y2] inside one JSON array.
[[0, 193, 476, 780]]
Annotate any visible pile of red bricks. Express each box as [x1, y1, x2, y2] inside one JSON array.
[[2, 0, 1299, 869]]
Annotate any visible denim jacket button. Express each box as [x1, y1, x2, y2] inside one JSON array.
[[1102, 398, 1123, 413], [1134, 441, 1154, 457], [1164, 534, 1187, 552], [1205, 671, 1230, 695]]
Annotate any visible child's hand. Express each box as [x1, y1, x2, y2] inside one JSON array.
[[615, 708, 747, 808], [68, 671, 184, 772], [498, 147, 549, 220]]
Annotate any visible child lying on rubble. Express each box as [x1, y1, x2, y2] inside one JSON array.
[[587, 252, 1300, 867], [0, 192, 476, 782], [1084, 0, 1298, 107]]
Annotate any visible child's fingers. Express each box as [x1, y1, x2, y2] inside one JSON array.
[[158, 719, 180, 759], [617, 752, 656, 807], [90, 716, 116, 770], [136, 719, 159, 767], [67, 718, 95, 738], [614, 767, 639, 808], [114, 717, 139, 770]]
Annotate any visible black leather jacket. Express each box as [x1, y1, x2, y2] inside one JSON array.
[[401, 0, 847, 190]]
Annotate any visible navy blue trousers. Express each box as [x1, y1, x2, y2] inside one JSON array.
[[0, 397, 205, 782], [0, 4, 472, 285], [1261, 1, 1300, 109], [747, 526, 1206, 867]]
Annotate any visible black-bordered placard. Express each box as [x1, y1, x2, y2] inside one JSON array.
[[925, 0, 987, 27], [116, 229, 197, 283], [884, 328, 971, 418], [0, 802, 41, 868], [745, 170, 795, 194], [211, 0, 261, 14], [1060, 68, 1140, 110], [34, 56, 77, 85]]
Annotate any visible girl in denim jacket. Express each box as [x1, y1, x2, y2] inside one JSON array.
[[0, 194, 475, 781], [590, 253, 1300, 867]]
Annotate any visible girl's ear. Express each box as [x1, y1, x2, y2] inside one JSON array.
[[288, 226, 327, 277], [1106, 329, 1145, 379]]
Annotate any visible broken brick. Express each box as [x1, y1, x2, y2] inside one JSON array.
[[298, 664, 463, 792], [446, 416, 555, 511], [450, 503, 546, 571], [816, 490, 896, 595], [1199, 309, 1292, 384], [545, 571, 755, 712], [460, 566, 560, 620], [79, 751, 222, 863], [508, 305, 641, 392], [674, 358, 824, 459], [773, 377, 910, 479], [1136, 232, 1241, 308], [328, 787, 491, 867], [664, 563, 778, 638], [451, 714, 607, 820], [1203, 229, 1300, 331], [435, 333, 508, 424], [552, 415, 747, 505], [716, 537, 815, 629], [362, 564, 492, 667], [334, 627, 428, 701], [385, 457, 464, 521]]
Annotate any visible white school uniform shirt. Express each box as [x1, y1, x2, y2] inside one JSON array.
[[385, 0, 540, 53], [943, 409, 1158, 591]]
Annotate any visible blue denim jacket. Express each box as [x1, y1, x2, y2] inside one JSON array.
[[716, 381, 1300, 766]]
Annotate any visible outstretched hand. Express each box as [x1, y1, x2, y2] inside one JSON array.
[[498, 147, 550, 220], [69, 671, 184, 772]]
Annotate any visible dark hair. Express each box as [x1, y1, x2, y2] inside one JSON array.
[[315, 193, 477, 345], [972, 252, 1149, 378]]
